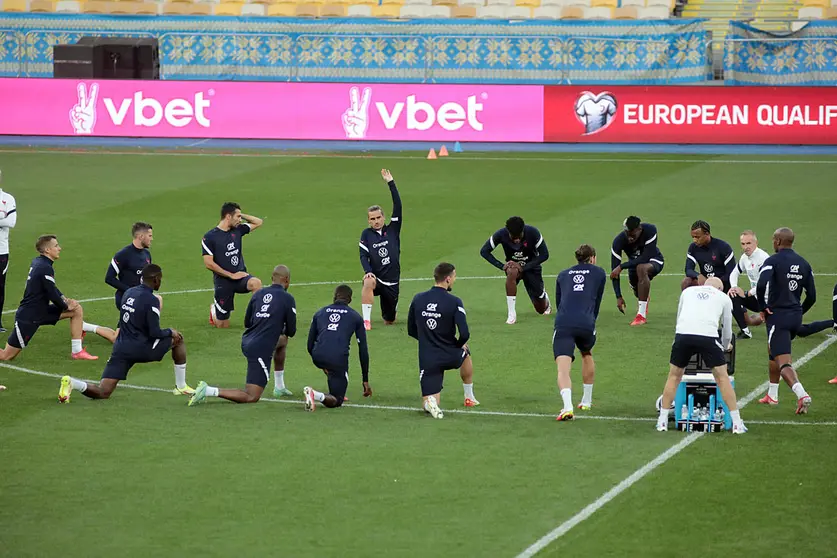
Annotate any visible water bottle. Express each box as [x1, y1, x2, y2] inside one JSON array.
[[680, 404, 688, 420], [714, 408, 721, 422]]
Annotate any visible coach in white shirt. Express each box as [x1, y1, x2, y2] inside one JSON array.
[[0, 171, 17, 333], [657, 277, 747, 434], [728, 230, 769, 339]]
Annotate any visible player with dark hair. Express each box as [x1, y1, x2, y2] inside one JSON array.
[[58, 264, 193, 401], [609, 216, 665, 326], [682, 220, 736, 291], [189, 265, 296, 406], [360, 169, 403, 331], [755, 228, 815, 413], [303, 284, 371, 411], [202, 202, 264, 329], [106, 222, 153, 316], [480, 216, 550, 325], [407, 262, 478, 418], [553, 244, 606, 421], [0, 235, 114, 362]]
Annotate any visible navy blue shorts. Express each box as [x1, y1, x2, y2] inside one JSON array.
[[245, 354, 272, 388], [312, 358, 349, 406], [670, 334, 726, 369], [552, 327, 596, 360], [8, 306, 64, 349], [213, 275, 253, 320], [373, 281, 399, 322], [766, 312, 802, 360], [515, 268, 546, 303], [419, 347, 470, 397], [628, 259, 664, 296], [101, 337, 173, 381]]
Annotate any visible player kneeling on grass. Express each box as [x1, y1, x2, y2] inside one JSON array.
[[553, 245, 606, 422], [657, 277, 746, 434], [303, 284, 371, 411], [58, 264, 192, 402], [0, 235, 115, 363], [189, 265, 296, 406], [407, 262, 478, 419]]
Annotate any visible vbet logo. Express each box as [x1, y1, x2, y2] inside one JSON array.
[[69, 82, 212, 134], [574, 91, 618, 136], [341, 85, 486, 139]]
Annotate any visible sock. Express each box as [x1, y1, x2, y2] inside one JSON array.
[[463, 383, 475, 400], [730, 409, 741, 424], [274, 370, 286, 390], [658, 408, 670, 423], [70, 378, 88, 392], [637, 301, 648, 318], [791, 382, 808, 399], [560, 388, 572, 411], [362, 304, 372, 322], [71, 339, 82, 354], [767, 382, 780, 400], [206, 386, 219, 397], [82, 322, 99, 333], [581, 383, 593, 404], [313, 389, 325, 402], [506, 296, 516, 316], [174, 364, 187, 390]]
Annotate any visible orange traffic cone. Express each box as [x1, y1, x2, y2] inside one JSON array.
[[439, 145, 449, 157], [427, 148, 437, 160]]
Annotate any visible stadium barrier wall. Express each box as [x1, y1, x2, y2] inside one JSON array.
[[0, 14, 711, 84], [1, 78, 835, 144]]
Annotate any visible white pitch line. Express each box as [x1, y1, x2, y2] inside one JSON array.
[[4, 273, 837, 316], [3, 148, 837, 165], [514, 333, 837, 558]]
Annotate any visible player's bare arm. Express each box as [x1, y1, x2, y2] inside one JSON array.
[[240, 213, 263, 231]]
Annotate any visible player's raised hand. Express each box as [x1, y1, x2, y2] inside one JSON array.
[[609, 265, 622, 280], [616, 297, 626, 314], [381, 169, 393, 182], [362, 381, 372, 398], [363, 272, 376, 281]]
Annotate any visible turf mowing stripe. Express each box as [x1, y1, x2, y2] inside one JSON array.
[[514, 333, 837, 558], [3, 274, 836, 316]]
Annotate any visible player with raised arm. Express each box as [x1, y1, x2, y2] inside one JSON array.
[[407, 263, 478, 419], [58, 264, 193, 401], [480, 216, 551, 325], [609, 216, 665, 326], [0, 235, 115, 362], [303, 284, 371, 411], [657, 277, 747, 434], [360, 169, 402, 331], [106, 222, 153, 318], [682, 220, 736, 293], [755, 228, 815, 413], [189, 265, 296, 406], [0, 171, 17, 332], [202, 202, 264, 329], [553, 245, 606, 421]]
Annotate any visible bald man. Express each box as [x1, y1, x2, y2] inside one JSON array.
[[755, 228, 815, 413], [657, 277, 746, 434], [189, 265, 297, 405]]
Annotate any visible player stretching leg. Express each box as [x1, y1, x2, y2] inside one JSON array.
[[0, 235, 114, 362], [106, 222, 153, 324], [553, 245, 606, 421], [58, 264, 192, 401], [609, 216, 665, 326], [480, 216, 550, 324], [756, 228, 815, 412], [360, 169, 403, 331], [189, 265, 296, 406], [202, 202, 264, 329], [407, 263, 478, 418], [303, 284, 372, 411], [657, 278, 746, 434]]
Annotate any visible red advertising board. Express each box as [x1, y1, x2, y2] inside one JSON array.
[[544, 86, 837, 145]]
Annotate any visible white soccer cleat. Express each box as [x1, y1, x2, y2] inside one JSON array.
[[303, 386, 316, 412], [506, 315, 517, 325], [424, 396, 444, 419], [656, 421, 668, 432], [732, 422, 748, 434]]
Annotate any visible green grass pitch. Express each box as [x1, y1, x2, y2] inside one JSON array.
[[1, 149, 836, 557]]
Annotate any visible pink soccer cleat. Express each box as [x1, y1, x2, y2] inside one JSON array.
[[630, 315, 647, 326], [758, 394, 778, 405], [796, 395, 812, 415], [363, 320, 371, 331], [71, 348, 98, 361]]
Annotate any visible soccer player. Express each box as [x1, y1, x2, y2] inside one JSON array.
[[755, 228, 815, 413], [728, 230, 769, 339], [202, 202, 264, 328], [609, 216, 664, 326], [0, 172, 17, 332], [656, 277, 747, 434], [189, 265, 296, 406], [682, 220, 736, 293], [553, 245, 606, 421], [303, 284, 371, 411], [360, 169, 402, 330], [480, 216, 551, 324], [0, 235, 115, 362], [58, 264, 193, 401], [106, 222, 153, 316], [407, 262, 478, 419]]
